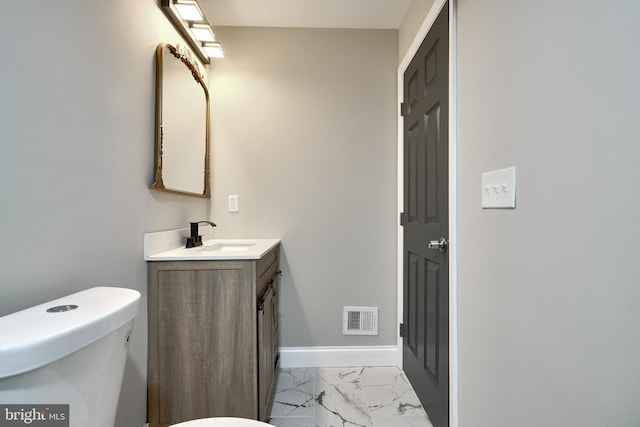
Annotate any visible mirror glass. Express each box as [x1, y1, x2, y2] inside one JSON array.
[[152, 43, 210, 197]]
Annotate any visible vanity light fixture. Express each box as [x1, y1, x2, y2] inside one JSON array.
[[161, 0, 225, 64], [203, 42, 224, 58]]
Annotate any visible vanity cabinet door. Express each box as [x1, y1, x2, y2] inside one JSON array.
[[257, 271, 281, 420], [148, 262, 258, 427], [271, 272, 280, 372], [258, 280, 275, 421]]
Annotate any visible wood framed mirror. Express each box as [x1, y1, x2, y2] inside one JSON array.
[[152, 43, 211, 198]]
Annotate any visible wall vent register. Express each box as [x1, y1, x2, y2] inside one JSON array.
[[343, 306, 378, 335]]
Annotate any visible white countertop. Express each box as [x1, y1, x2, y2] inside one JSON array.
[[144, 228, 280, 261]]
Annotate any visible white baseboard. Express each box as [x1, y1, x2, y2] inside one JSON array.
[[279, 346, 398, 368]]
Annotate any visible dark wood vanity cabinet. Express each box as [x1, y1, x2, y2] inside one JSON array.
[[147, 245, 280, 427]]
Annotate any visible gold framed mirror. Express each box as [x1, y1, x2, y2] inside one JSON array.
[[152, 43, 211, 198]]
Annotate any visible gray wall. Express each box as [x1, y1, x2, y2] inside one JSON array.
[[454, 0, 640, 425], [0, 1, 209, 425], [209, 27, 399, 346]]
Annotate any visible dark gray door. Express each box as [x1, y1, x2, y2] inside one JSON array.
[[402, 3, 449, 427]]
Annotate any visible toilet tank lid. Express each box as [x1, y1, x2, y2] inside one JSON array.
[[0, 286, 141, 379]]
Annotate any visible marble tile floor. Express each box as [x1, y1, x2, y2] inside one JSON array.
[[268, 367, 434, 427]]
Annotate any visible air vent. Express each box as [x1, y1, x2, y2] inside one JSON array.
[[343, 306, 378, 335]]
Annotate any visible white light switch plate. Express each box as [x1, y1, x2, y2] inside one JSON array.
[[481, 166, 516, 208]]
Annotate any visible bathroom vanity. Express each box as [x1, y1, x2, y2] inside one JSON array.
[[145, 231, 281, 426]]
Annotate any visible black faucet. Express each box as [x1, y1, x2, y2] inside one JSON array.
[[186, 221, 217, 248]]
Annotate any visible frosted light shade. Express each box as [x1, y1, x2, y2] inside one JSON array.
[[203, 42, 225, 58], [174, 0, 204, 21], [191, 24, 215, 42]]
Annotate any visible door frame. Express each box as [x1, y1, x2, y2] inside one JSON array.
[[396, 1, 458, 426]]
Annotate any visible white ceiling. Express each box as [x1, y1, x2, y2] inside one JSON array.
[[199, 0, 412, 29]]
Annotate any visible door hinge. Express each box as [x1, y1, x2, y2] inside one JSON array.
[[399, 323, 405, 338], [400, 212, 407, 226], [400, 102, 409, 117]]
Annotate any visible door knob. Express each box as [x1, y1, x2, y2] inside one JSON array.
[[428, 237, 448, 253]]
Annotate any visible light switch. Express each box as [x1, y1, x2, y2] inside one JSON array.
[[481, 167, 516, 208]]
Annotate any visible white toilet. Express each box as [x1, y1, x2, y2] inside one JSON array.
[[0, 287, 141, 427], [0, 286, 272, 427]]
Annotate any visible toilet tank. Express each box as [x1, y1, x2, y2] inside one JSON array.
[[0, 287, 141, 427]]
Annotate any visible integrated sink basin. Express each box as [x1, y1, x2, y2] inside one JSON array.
[[144, 229, 280, 261], [197, 242, 255, 253]]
